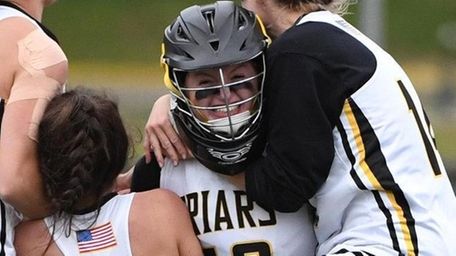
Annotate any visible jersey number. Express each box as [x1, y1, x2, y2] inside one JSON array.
[[203, 241, 271, 256], [398, 80, 441, 176]]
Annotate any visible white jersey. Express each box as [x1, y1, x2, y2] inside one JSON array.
[[298, 11, 456, 255], [0, 5, 40, 26], [44, 193, 134, 256], [160, 159, 317, 256], [0, 201, 21, 256]]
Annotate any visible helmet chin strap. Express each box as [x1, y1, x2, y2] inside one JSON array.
[[207, 111, 251, 136]]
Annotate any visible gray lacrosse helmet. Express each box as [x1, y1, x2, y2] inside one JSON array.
[[160, 1, 270, 175]]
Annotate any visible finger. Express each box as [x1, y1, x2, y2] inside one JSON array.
[[148, 131, 164, 168], [143, 129, 153, 163], [143, 143, 152, 163], [163, 121, 187, 159], [153, 126, 179, 166], [186, 147, 194, 158]]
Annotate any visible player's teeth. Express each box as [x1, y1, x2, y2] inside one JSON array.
[[216, 106, 238, 112]]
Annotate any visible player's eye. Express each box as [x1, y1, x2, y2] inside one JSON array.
[[193, 81, 255, 100], [195, 88, 220, 100], [231, 81, 254, 91]]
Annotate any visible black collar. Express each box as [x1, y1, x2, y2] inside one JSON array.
[[71, 192, 118, 215]]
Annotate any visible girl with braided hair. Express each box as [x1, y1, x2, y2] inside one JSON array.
[[14, 89, 202, 256], [144, 0, 456, 255]]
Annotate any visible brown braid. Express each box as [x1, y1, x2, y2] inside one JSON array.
[[38, 88, 129, 217]]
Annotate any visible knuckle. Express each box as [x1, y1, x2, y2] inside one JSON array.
[[162, 141, 172, 149], [170, 137, 179, 144]]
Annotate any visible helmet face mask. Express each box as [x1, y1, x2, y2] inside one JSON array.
[[171, 54, 265, 141], [161, 1, 269, 175]]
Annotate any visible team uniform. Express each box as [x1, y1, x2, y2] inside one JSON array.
[[0, 197, 21, 256], [1, 97, 11, 256], [44, 193, 134, 256], [244, 10, 456, 255], [132, 157, 317, 256]]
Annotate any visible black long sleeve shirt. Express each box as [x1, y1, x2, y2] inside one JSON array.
[[244, 19, 376, 212]]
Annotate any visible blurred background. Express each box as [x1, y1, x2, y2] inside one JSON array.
[[44, 0, 455, 188]]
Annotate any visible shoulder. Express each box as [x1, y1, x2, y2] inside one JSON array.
[[270, 21, 368, 58], [0, 15, 38, 66], [268, 21, 376, 77], [269, 22, 336, 52], [130, 189, 190, 236], [14, 219, 57, 256], [0, 14, 38, 39], [14, 219, 47, 243], [128, 189, 191, 254], [132, 189, 187, 216]]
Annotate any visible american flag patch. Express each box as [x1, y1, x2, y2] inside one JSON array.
[[77, 222, 117, 254]]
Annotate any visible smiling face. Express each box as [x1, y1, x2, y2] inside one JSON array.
[[182, 61, 260, 122]]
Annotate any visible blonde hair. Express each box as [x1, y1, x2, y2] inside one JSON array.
[[322, 0, 356, 16], [277, 0, 356, 16]]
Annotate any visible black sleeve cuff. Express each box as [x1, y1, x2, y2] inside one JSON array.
[[131, 155, 161, 192]]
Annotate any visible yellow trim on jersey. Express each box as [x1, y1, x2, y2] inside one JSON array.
[[344, 101, 381, 190], [343, 100, 416, 256]]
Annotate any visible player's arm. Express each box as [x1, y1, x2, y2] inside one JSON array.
[[0, 99, 52, 218], [0, 18, 67, 218], [130, 155, 162, 192], [244, 52, 336, 212], [143, 94, 188, 166]]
